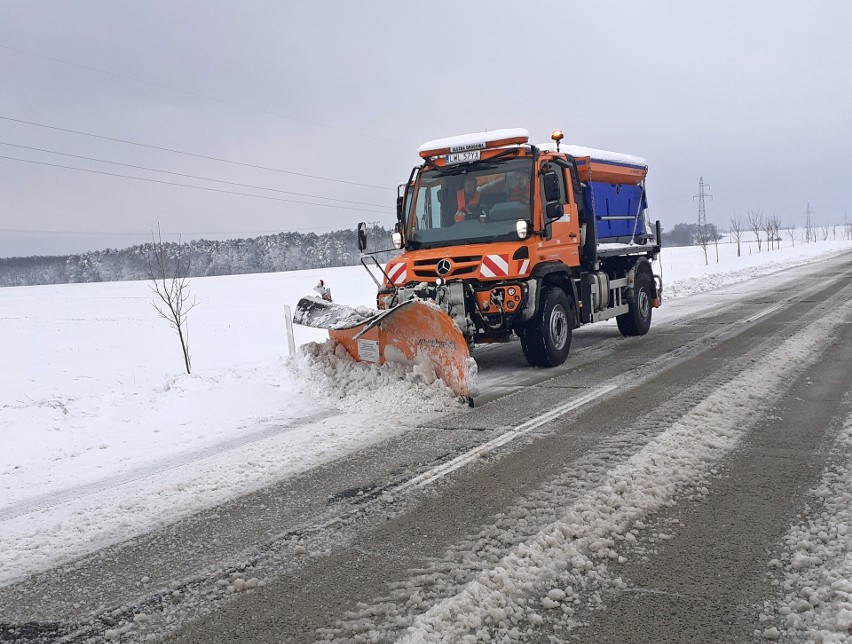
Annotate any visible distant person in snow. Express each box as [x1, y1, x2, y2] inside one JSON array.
[[314, 279, 332, 302]]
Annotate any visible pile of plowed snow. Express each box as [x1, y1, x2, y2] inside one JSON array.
[[291, 340, 461, 414]]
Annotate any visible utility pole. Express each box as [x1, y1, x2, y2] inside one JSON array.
[[693, 177, 713, 265]]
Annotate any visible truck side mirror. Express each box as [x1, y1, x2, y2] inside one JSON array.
[[396, 195, 404, 221], [546, 202, 564, 220], [542, 171, 560, 202], [357, 222, 368, 252]]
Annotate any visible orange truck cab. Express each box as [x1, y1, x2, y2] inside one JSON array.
[[366, 128, 662, 369]]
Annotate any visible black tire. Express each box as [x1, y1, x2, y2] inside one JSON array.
[[616, 271, 653, 336], [519, 287, 573, 367]]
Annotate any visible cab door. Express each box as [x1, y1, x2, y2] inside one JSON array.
[[538, 160, 581, 268]]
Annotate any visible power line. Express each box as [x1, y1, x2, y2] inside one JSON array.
[[0, 154, 391, 214], [0, 43, 412, 148], [0, 115, 395, 191], [0, 141, 394, 210]]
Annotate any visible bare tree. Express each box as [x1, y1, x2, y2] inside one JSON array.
[[762, 216, 775, 251], [787, 221, 796, 247], [729, 214, 744, 257], [767, 215, 783, 250], [712, 227, 722, 263], [821, 226, 830, 241], [148, 227, 197, 374], [747, 210, 764, 252], [696, 221, 711, 265]]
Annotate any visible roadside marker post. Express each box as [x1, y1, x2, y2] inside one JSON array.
[[284, 305, 296, 356]]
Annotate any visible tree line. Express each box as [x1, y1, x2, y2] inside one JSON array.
[[0, 225, 397, 287]]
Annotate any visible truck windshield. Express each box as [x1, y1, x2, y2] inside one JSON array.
[[405, 158, 533, 250]]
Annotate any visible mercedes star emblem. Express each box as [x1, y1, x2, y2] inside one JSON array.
[[436, 259, 452, 276]]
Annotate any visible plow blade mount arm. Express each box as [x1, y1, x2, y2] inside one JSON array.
[[293, 297, 476, 398]]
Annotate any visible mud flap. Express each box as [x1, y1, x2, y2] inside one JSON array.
[[294, 297, 476, 398]]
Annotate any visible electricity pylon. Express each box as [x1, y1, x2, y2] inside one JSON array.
[[693, 177, 713, 265]]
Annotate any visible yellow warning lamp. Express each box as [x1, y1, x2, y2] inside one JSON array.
[[550, 130, 564, 152]]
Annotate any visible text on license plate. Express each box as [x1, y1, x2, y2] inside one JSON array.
[[445, 150, 480, 164]]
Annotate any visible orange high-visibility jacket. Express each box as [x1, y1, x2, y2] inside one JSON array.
[[456, 189, 480, 210]]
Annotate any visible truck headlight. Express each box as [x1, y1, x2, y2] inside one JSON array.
[[392, 232, 403, 249], [516, 220, 529, 239]]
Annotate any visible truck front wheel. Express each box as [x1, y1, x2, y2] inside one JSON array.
[[519, 286, 573, 367], [616, 271, 653, 336]]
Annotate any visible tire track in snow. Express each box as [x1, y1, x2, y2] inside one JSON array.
[[323, 295, 852, 642], [761, 398, 852, 640]]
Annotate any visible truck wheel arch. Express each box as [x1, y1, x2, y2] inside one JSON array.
[[629, 258, 656, 299], [527, 262, 579, 328]]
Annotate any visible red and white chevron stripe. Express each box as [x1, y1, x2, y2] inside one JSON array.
[[479, 254, 509, 279], [518, 258, 530, 275], [386, 262, 407, 286]]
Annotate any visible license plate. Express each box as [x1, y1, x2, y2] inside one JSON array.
[[445, 150, 480, 164]]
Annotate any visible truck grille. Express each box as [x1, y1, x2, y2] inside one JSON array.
[[413, 256, 482, 279]]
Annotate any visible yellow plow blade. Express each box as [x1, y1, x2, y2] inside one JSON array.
[[294, 297, 476, 398]]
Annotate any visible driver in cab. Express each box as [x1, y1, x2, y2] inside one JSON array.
[[454, 176, 482, 222], [504, 170, 530, 204]]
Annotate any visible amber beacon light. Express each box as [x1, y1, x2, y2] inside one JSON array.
[[550, 129, 564, 151]]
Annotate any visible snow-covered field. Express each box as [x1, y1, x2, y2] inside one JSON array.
[[1, 239, 850, 585]]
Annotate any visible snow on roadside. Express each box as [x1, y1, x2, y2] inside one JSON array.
[[326, 298, 852, 643], [0, 280, 462, 583], [761, 407, 852, 642], [659, 241, 852, 301], [1, 360, 308, 508], [0, 348, 459, 585]]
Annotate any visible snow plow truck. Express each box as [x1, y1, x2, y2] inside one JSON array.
[[295, 128, 662, 401]]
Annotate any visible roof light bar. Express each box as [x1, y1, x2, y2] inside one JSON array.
[[417, 128, 530, 159]]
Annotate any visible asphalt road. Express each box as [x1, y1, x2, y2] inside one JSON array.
[[2, 252, 851, 643]]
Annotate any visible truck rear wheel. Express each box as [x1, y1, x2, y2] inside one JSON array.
[[519, 286, 573, 367], [616, 271, 653, 336]]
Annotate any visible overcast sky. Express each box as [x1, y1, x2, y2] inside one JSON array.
[[1, 0, 850, 257]]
